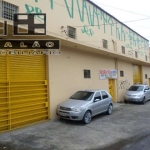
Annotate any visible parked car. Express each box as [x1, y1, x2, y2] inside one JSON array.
[[124, 84, 150, 104], [56, 90, 113, 124]]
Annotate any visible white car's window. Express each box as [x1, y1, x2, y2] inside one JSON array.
[[70, 91, 94, 101], [101, 91, 109, 99], [145, 86, 149, 90], [94, 92, 101, 100], [128, 86, 143, 91]]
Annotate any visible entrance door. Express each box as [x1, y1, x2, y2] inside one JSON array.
[[108, 79, 115, 102]]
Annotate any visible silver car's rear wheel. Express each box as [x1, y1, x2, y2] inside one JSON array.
[[82, 111, 92, 124], [107, 104, 113, 115]]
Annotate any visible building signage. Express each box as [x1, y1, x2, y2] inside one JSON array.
[[0, 39, 60, 49], [0, 13, 46, 36], [0, 39, 62, 55], [100, 70, 117, 80]]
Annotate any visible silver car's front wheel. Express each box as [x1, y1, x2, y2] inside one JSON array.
[[82, 111, 92, 124], [107, 104, 113, 115]]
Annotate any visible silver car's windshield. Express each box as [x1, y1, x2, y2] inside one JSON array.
[[70, 91, 94, 101], [128, 86, 144, 91]]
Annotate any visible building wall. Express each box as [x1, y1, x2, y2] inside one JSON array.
[[49, 47, 116, 119], [117, 60, 133, 102], [142, 66, 150, 85], [4, 0, 149, 62], [48, 46, 150, 119], [2, 0, 150, 119]]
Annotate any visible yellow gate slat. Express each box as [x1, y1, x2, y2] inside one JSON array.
[[0, 55, 49, 133], [0, 56, 8, 131]]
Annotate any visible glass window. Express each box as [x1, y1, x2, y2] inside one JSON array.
[[120, 71, 124, 77], [122, 46, 125, 54], [101, 91, 109, 99], [70, 91, 94, 101], [2, 1, 18, 21], [145, 55, 147, 61], [128, 86, 144, 91], [145, 74, 148, 79], [135, 51, 138, 58], [84, 70, 91, 78], [67, 26, 76, 39], [145, 86, 149, 90], [94, 92, 101, 100], [103, 39, 108, 49]]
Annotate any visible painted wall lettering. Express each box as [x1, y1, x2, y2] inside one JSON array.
[[25, 4, 44, 23], [119, 80, 130, 90], [81, 25, 94, 36], [24, 0, 149, 52], [49, 0, 54, 9], [64, 0, 74, 18]]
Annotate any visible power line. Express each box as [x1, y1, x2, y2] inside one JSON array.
[[74, 17, 150, 27], [91, 1, 150, 17], [53, 1, 150, 28]]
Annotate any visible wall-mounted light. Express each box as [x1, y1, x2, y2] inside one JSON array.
[[61, 26, 68, 36]]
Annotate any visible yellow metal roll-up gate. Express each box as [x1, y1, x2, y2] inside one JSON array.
[[0, 55, 48, 133]]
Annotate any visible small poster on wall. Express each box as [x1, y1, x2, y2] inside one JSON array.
[[100, 70, 117, 80]]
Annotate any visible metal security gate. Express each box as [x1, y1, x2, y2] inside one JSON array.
[[0, 55, 49, 133], [133, 64, 142, 84]]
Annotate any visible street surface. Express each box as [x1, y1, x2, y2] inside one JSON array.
[[0, 102, 150, 150]]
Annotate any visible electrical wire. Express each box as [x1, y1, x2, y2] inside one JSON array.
[[52, 1, 150, 42], [53, 1, 150, 28], [48, 1, 150, 46], [90, 1, 150, 17], [73, 17, 150, 28]]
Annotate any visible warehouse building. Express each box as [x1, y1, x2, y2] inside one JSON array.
[[0, 0, 149, 132]]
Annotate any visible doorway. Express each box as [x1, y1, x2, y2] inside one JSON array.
[[108, 79, 116, 102]]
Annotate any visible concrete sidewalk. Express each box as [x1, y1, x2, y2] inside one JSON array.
[[0, 102, 150, 150]]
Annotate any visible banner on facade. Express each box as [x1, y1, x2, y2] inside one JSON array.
[[99, 70, 117, 80]]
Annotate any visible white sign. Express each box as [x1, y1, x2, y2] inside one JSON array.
[[100, 70, 117, 80]]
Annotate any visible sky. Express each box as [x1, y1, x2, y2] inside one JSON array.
[[91, 0, 150, 45]]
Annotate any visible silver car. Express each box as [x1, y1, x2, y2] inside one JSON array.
[[56, 90, 113, 124], [124, 84, 150, 104]]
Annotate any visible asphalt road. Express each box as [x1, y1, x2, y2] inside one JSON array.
[[0, 102, 150, 150], [99, 132, 150, 150]]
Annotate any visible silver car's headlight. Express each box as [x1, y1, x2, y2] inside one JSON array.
[[72, 107, 83, 112]]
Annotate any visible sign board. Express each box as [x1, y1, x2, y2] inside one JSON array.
[[0, 39, 60, 49], [0, 13, 46, 36], [100, 70, 117, 80]]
